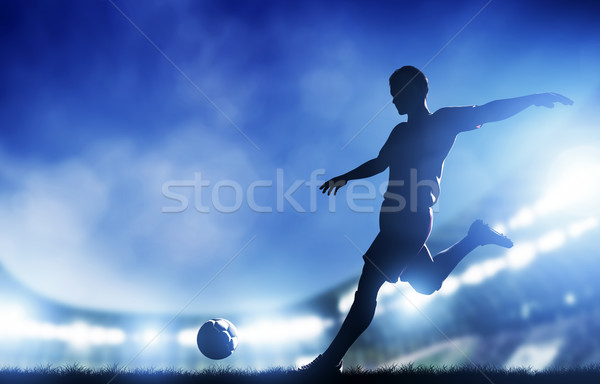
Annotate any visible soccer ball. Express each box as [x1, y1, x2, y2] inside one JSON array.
[[196, 318, 239, 359]]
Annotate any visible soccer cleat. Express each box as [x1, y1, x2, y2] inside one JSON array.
[[298, 354, 343, 375], [468, 219, 513, 248]]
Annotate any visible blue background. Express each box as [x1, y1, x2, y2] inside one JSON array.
[[1, 0, 599, 371]]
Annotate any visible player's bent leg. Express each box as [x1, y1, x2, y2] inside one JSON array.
[[405, 274, 442, 295], [400, 246, 443, 295], [403, 220, 513, 295]]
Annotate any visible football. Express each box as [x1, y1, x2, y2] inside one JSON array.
[[196, 318, 239, 359]]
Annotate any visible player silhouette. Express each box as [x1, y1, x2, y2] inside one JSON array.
[[301, 66, 573, 373]]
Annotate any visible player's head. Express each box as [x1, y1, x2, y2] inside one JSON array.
[[389, 66, 428, 114]]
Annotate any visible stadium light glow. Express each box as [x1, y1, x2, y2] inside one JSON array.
[[508, 207, 535, 230], [379, 282, 399, 297], [459, 257, 507, 286], [537, 230, 567, 253], [338, 289, 355, 313], [564, 292, 576, 306], [70, 321, 93, 349], [480, 257, 508, 278], [506, 243, 537, 270], [177, 328, 198, 347], [397, 286, 435, 312], [568, 217, 598, 238], [237, 316, 334, 346], [442, 212, 597, 297], [44, 322, 126, 347], [439, 276, 460, 295], [138, 328, 163, 345], [0, 305, 31, 341], [539, 146, 600, 216], [460, 264, 486, 285], [504, 338, 563, 370], [335, 198, 599, 324], [0, 303, 126, 347], [492, 223, 507, 236]]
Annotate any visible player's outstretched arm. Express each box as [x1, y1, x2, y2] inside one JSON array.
[[476, 92, 573, 124], [320, 157, 387, 195]]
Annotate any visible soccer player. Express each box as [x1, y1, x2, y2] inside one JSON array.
[[302, 66, 573, 373]]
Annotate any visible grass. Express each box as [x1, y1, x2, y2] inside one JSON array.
[[1, 364, 600, 384]]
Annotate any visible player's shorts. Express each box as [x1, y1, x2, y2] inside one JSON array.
[[362, 200, 433, 283]]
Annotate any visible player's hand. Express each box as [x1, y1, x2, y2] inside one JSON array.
[[534, 92, 574, 108], [319, 177, 347, 195]]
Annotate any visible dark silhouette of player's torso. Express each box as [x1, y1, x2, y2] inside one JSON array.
[[381, 108, 466, 210]]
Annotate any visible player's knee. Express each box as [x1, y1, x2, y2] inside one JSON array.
[[407, 278, 442, 296], [411, 283, 437, 295]]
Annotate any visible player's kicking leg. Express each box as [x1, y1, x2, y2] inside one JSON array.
[[402, 219, 513, 295]]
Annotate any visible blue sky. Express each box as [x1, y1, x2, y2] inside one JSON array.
[[0, 0, 599, 315]]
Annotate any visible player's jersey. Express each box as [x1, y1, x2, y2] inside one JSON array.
[[379, 106, 482, 210]]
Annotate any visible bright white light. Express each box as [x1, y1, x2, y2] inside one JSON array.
[[38, 322, 56, 340], [69, 321, 92, 349], [0, 304, 29, 338], [443, 257, 508, 292], [55, 324, 71, 342], [564, 292, 576, 305], [492, 223, 507, 236], [480, 257, 507, 278], [568, 217, 598, 238], [51, 321, 126, 347], [295, 355, 316, 369], [177, 328, 198, 347], [508, 207, 535, 229], [439, 276, 460, 295], [541, 146, 600, 215], [338, 289, 355, 313], [138, 328, 162, 345], [104, 328, 127, 345], [506, 243, 537, 269], [88, 326, 107, 345], [537, 230, 566, 253], [422, 216, 592, 296], [0, 312, 127, 347], [533, 196, 554, 216], [379, 282, 398, 297], [398, 287, 434, 312], [372, 282, 404, 315], [460, 264, 485, 285], [504, 339, 563, 370], [238, 316, 333, 346]]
